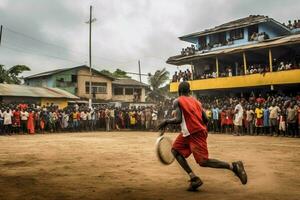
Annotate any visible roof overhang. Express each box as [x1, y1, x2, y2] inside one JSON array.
[[167, 34, 300, 65]]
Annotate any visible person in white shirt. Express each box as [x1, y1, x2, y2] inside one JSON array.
[[3, 109, 13, 135], [0, 109, 3, 134], [80, 110, 88, 131], [234, 100, 244, 136], [20, 110, 29, 134], [151, 109, 158, 129]]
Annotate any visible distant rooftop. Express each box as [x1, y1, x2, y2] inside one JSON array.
[[25, 65, 114, 80], [0, 84, 79, 99], [112, 78, 149, 87], [179, 15, 290, 40]]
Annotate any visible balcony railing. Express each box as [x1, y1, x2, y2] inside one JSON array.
[[170, 69, 300, 92]]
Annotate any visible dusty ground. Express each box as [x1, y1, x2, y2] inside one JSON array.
[[0, 132, 299, 200]]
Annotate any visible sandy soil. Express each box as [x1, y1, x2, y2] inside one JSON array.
[[0, 132, 299, 200]]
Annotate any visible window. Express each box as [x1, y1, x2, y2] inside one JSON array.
[[134, 88, 141, 95], [198, 36, 207, 50], [114, 87, 123, 95], [230, 28, 244, 40], [209, 32, 226, 46], [248, 25, 259, 41], [85, 82, 107, 94], [125, 88, 134, 95], [71, 75, 77, 83]]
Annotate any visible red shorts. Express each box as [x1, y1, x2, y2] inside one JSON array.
[[172, 131, 209, 164], [256, 118, 263, 127]]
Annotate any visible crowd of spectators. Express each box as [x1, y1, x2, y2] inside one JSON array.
[[172, 69, 192, 82], [1, 92, 299, 137], [284, 20, 300, 30], [199, 93, 300, 137], [181, 45, 196, 56], [0, 103, 167, 135]]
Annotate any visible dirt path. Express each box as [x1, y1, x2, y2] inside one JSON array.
[[0, 132, 299, 200]]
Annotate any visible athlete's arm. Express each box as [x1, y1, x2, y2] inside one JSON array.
[[158, 99, 182, 130]]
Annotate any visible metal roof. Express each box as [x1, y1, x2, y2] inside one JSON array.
[[25, 65, 114, 80], [112, 78, 149, 87], [179, 15, 290, 41], [0, 84, 79, 99], [167, 33, 300, 65]]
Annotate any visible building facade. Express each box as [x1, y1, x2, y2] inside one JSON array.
[[24, 65, 148, 102], [168, 15, 300, 95], [0, 84, 79, 109]]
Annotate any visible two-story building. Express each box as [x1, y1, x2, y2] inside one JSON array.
[[24, 65, 148, 102], [168, 15, 300, 96]]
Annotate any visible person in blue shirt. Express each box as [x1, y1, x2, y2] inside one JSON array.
[[212, 104, 220, 133], [263, 104, 270, 135]]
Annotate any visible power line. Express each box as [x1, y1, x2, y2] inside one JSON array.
[[2, 26, 169, 65], [1, 44, 83, 65]]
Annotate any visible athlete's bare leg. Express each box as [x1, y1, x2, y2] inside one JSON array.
[[171, 149, 203, 191]]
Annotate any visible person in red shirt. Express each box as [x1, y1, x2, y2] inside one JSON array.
[[158, 82, 247, 191]]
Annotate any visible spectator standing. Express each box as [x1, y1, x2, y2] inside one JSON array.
[[12, 108, 21, 134], [263, 104, 270, 135], [234, 101, 244, 136], [20, 109, 29, 134], [255, 104, 264, 135], [0, 109, 3, 135], [269, 102, 281, 136], [105, 107, 111, 131], [152, 109, 158, 130], [3, 109, 13, 135], [212, 105, 220, 132], [245, 106, 255, 135], [110, 108, 115, 130], [27, 110, 35, 134], [279, 109, 287, 136], [286, 102, 298, 137]]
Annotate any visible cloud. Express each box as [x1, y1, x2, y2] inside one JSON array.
[[0, 0, 299, 83]]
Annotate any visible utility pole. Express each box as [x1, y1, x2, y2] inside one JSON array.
[[86, 6, 96, 108], [0, 25, 3, 46], [138, 60, 141, 82]]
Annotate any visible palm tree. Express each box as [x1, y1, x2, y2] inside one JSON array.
[[0, 65, 31, 84], [147, 68, 170, 102]]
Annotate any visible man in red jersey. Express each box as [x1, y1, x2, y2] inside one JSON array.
[[158, 82, 247, 191]]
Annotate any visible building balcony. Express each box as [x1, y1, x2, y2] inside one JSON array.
[[170, 69, 300, 92]]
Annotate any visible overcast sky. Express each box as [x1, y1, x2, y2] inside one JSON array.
[[0, 0, 299, 82]]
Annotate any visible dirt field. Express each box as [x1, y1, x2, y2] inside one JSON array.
[[0, 132, 299, 200]]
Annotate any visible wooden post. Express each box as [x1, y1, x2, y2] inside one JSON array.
[[269, 49, 273, 72], [243, 52, 247, 75], [216, 57, 219, 77], [191, 62, 194, 80]]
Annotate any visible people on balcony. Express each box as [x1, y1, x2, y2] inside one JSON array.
[[285, 19, 300, 30], [180, 45, 196, 56], [172, 69, 192, 82]]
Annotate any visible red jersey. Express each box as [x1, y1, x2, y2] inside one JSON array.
[[178, 96, 207, 137]]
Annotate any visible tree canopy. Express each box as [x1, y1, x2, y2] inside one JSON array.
[[147, 68, 170, 102], [0, 65, 31, 84], [100, 68, 130, 78]]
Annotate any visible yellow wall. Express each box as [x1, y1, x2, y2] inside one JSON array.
[[77, 68, 113, 100], [41, 98, 68, 109], [170, 69, 300, 92]]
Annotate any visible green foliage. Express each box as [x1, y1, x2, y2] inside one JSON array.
[[147, 68, 170, 102], [112, 69, 130, 78], [100, 68, 130, 78], [0, 64, 31, 84]]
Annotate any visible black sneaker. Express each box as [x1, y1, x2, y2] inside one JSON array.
[[232, 161, 247, 185], [187, 176, 203, 191]]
